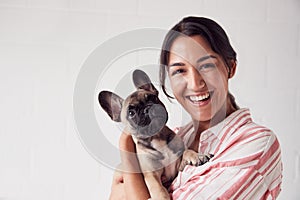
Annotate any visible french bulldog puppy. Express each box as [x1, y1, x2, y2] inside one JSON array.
[[98, 69, 213, 200]]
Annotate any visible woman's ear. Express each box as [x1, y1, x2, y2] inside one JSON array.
[[228, 60, 237, 79]]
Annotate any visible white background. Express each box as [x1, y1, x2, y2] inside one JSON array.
[[0, 0, 299, 199]]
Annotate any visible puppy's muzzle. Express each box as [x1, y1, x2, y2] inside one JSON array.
[[135, 104, 168, 138]]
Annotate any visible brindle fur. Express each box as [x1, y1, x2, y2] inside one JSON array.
[[98, 69, 213, 200]]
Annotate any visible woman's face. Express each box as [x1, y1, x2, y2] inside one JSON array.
[[167, 35, 234, 122]]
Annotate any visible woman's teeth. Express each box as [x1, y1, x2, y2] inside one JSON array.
[[189, 92, 210, 102]]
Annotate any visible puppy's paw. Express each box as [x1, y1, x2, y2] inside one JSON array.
[[179, 149, 213, 171], [197, 153, 214, 165]]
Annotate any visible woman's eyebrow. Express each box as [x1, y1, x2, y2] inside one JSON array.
[[168, 55, 217, 67], [196, 55, 217, 63], [168, 62, 185, 67]]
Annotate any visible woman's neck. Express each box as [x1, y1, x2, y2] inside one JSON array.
[[189, 96, 237, 151], [192, 96, 238, 136]]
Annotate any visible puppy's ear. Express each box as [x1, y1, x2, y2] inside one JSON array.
[[132, 69, 158, 95], [98, 91, 123, 122]]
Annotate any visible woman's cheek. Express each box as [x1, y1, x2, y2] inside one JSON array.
[[171, 77, 187, 96]]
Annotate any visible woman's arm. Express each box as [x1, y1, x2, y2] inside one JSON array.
[[111, 133, 150, 200]]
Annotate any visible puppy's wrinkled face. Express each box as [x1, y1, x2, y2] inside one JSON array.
[[99, 69, 168, 139], [121, 90, 168, 139]]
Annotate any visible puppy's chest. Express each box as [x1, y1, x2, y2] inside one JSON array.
[[136, 138, 180, 162]]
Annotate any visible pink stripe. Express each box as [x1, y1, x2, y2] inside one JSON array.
[[260, 150, 280, 177], [175, 152, 261, 199], [213, 127, 269, 160], [172, 168, 224, 199], [207, 135, 218, 153], [200, 133, 215, 153], [220, 170, 250, 198], [199, 134, 211, 153], [256, 138, 280, 172], [231, 168, 261, 199], [214, 113, 250, 154], [229, 129, 271, 149], [213, 151, 263, 168], [187, 169, 224, 200], [221, 110, 250, 137], [243, 174, 264, 199], [230, 138, 280, 199], [207, 170, 243, 199], [219, 112, 249, 140], [269, 184, 281, 198], [259, 178, 282, 200]]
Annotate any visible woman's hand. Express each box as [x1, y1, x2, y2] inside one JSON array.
[[119, 132, 141, 173], [109, 167, 125, 200], [119, 132, 136, 152], [109, 132, 151, 200]]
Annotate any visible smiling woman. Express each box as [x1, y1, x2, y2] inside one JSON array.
[[158, 16, 282, 200], [109, 16, 283, 200]]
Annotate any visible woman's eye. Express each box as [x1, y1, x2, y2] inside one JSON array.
[[171, 69, 185, 76], [198, 63, 216, 71]]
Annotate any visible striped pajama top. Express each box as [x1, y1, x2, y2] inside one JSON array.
[[169, 108, 282, 200]]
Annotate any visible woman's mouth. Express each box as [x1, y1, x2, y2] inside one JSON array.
[[187, 91, 213, 106]]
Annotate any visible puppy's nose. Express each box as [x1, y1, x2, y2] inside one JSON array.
[[143, 105, 151, 114]]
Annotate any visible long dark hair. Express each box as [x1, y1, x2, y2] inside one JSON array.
[[159, 16, 239, 109]]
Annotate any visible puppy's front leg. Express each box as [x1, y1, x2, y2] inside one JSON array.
[[144, 170, 170, 200], [179, 149, 213, 171]]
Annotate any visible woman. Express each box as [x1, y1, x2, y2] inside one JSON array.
[[110, 16, 282, 200]]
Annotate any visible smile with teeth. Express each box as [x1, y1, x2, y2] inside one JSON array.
[[188, 92, 211, 102]]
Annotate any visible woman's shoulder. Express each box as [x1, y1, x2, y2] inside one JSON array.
[[237, 119, 277, 140], [223, 108, 277, 139], [223, 117, 280, 157]]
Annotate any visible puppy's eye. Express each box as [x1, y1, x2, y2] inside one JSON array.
[[128, 109, 136, 118]]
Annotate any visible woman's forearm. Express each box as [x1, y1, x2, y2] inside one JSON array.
[[119, 133, 150, 200], [123, 172, 150, 200]]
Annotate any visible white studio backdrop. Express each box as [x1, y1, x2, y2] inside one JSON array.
[[0, 0, 299, 199]]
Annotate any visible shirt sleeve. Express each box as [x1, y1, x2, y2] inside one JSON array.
[[169, 130, 282, 200]]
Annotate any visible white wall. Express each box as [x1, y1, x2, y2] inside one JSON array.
[[0, 0, 299, 199]]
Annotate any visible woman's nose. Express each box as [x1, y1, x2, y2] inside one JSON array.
[[186, 68, 205, 90]]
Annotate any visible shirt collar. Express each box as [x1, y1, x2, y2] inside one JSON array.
[[178, 108, 253, 149], [203, 108, 252, 140]]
